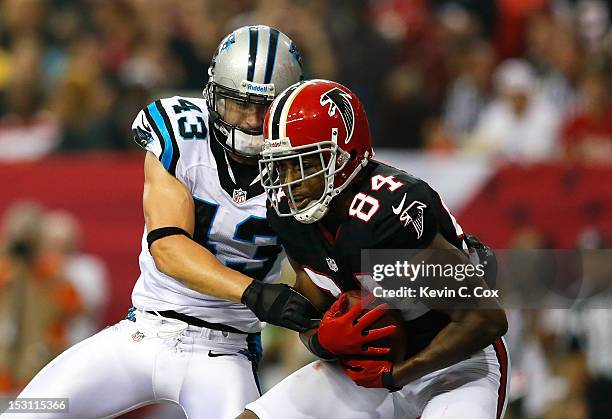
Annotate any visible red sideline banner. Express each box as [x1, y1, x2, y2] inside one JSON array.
[[2, 156, 612, 326], [458, 163, 612, 248], [0, 153, 145, 326]]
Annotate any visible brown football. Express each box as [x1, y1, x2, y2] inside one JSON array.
[[343, 290, 407, 362]]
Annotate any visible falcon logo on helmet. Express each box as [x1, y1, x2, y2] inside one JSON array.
[[320, 88, 355, 144], [260, 79, 373, 224]]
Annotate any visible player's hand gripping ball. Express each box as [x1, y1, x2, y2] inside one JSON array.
[[333, 291, 407, 390], [316, 291, 407, 360]]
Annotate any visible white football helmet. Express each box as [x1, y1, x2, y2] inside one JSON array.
[[205, 25, 303, 157]]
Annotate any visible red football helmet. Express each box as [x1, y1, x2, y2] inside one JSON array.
[[259, 79, 373, 223]]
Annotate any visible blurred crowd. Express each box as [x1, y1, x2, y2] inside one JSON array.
[[0, 202, 108, 394], [495, 226, 612, 419], [1, 1, 612, 418], [0, 0, 610, 163]]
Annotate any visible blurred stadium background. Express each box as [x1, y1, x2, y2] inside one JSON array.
[[0, 0, 611, 418]]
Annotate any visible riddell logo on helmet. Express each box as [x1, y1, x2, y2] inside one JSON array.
[[264, 138, 291, 150], [241, 81, 275, 95]]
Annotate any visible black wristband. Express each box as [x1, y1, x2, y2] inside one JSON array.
[[147, 227, 191, 249], [381, 371, 401, 392], [307, 332, 337, 361], [241, 280, 261, 305]]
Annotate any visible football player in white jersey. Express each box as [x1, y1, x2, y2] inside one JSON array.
[[1, 26, 318, 419]]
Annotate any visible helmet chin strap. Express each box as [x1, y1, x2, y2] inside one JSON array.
[[229, 129, 264, 156], [294, 196, 331, 224], [292, 150, 371, 224], [216, 119, 264, 157]]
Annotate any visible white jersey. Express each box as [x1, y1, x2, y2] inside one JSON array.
[[130, 96, 283, 333]]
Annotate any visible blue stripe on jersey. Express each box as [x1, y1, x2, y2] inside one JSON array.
[[242, 333, 263, 394], [263, 28, 280, 84], [249, 333, 263, 362], [147, 102, 173, 171]]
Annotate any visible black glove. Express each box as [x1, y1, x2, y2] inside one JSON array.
[[241, 281, 321, 332]]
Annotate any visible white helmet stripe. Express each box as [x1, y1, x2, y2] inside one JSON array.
[[269, 83, 300, 140], [253, 27, 270, 83], [278, 80, 314, 139]]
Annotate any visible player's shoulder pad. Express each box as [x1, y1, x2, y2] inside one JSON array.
[[363, 161, 434, 203], [131, 96, 210, 177], [352, 161, 439, 248]]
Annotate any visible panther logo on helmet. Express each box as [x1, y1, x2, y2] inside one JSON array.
[[219, 34, 236, 55], [205, 25, 303, 158]]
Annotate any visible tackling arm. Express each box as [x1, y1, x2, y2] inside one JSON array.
[[144, 151, 250, 301], [143, 152, 319, 332], [285, 258, 333, 349]]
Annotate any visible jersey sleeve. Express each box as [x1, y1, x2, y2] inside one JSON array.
[[131, 100, 181, 177], [131, 96, 210, 189], [132, 107, 162, 155]]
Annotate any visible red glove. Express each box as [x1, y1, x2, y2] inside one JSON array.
[[341, 358, 399, 390], [310, 292, 397, 358]]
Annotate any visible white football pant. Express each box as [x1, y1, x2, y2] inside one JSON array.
[[246, 338, 510, 419], [0, 309, 260, 419]]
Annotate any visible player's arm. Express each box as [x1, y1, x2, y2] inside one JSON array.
[[287, 257, 334, 312], [143, 152, 318, 332], [389, 233, 508, 388], [284, 257, 334, 351], [343, 233, 507, 390], [144, 151, 249, 300]]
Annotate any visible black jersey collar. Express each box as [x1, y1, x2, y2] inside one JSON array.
[[210, 128, 264, 201]]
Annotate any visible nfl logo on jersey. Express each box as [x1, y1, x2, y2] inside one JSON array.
[[233, 189, 247, 204]]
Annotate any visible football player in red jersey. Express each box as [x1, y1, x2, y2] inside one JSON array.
[[238, 79, 510, 419]]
